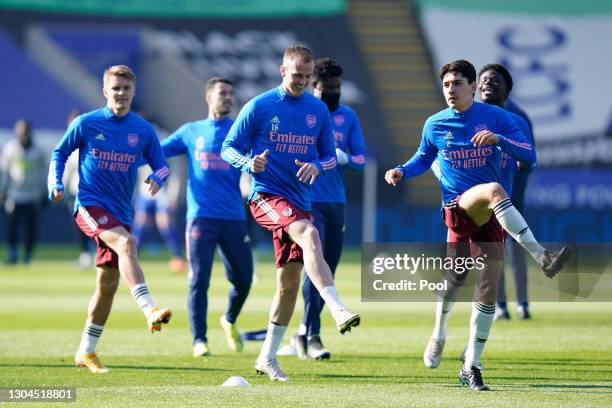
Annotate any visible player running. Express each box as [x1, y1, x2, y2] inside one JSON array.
[[161, 77, 253, 357], [48, 65, 172, 374], [222, 44, 360, 382]]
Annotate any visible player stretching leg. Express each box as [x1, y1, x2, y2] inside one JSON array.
[[386, 60, 570, 390], [222, 45, 360, 381], [425, 63, 538, 368], [49, 65, 172, 373]]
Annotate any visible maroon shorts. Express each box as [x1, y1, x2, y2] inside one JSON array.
[[249, 193, 310, 268], [443, 196, 505, 260], [75, 206, 130, 268]]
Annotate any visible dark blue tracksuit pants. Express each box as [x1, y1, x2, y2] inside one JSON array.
[[187, 217, 253, 344]]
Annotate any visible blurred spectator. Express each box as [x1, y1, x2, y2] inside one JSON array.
[[0, 119, 47, 264]]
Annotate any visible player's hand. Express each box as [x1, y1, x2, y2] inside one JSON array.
[[471, 130, 499, 147], [385, 168, 403, 186], [335, 148, 349, 165], [145, 178, 161, 195], [295, 159, 319, 184], [51, 188, 65, 203], [250, 149, 269, 173], [517, 161, 530, 169]]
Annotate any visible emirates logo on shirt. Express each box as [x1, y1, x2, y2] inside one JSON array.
[[306, 115, 317, 128], [127, 133, 139, 147]]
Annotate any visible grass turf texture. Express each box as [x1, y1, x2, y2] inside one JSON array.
[[0, 246, 611, 407]]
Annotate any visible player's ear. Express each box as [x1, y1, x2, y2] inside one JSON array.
[[280, 65, 286, 77]]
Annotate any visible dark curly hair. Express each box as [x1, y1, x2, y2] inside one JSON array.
[[314, 57, 343, 81]]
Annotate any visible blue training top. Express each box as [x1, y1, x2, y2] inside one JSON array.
[[221, 85, 337, 211], [400, 101, 535, 204], [431, 108, 536, 196], [499, 111, 535, 196], [49, 107, 169, 226], [310, 104, 366, 204], [162, 116, 245, 221]]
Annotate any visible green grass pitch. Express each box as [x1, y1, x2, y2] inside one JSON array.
[[0, 246, 610, 407]]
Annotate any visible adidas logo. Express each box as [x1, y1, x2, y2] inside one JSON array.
[[95, 133, 106, 141], [444, 131, 453, 140], [270, 116, 280, 124]]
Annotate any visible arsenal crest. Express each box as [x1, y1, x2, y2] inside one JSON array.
[[127, 133, 139, 147], [333, 114, 345, 127], [306, 115, 317, 128]]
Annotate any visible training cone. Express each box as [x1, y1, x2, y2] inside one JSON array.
[[221, 376, 251, 387]]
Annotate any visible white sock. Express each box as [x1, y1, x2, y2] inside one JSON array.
[[297, 323, 307, 336], [319, 286, 347, 317], [463, 302, 495, 370], [77, 320, 104, 355], [130, 283, 155, 313], [432, 299, 454, 340], [258, 321, 287, 362], [493, 198, 545, 262]]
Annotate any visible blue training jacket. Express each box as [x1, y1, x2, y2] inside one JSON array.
[[49, 107, 169, 226], [162, 117, 245, 221], [221, 85, 336, 211]]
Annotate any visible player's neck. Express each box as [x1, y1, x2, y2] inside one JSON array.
[[454, 99, 474, 113], [209, 111, 228, 120], [107, 105, 130, 117]]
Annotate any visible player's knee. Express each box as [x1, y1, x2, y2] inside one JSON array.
[[487, 182, 507, 203], [301, 225, 321, 249], [116, 234, 137, 257], [234, 275, 253, 292]]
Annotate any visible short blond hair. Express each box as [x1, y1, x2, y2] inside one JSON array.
[[283, 44, 314, 65], [103, 65, 136, 84]]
